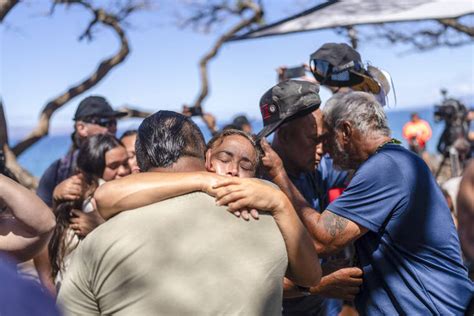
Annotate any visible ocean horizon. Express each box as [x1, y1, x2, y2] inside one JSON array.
[[9, 106, 470, 178]]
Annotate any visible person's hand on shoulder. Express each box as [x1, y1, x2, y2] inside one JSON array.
[[198, 172, 226, 196], [211, 177, 286, 220], [69, 206, 104, 238]]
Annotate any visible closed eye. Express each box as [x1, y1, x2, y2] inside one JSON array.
[[215, 151, 233, 163]]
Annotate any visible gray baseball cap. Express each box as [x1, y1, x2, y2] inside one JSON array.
[[257, 80, 321, 138]]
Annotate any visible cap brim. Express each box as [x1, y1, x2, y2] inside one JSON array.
[[349, 70, 381, 94], [367, 66, 390, 95], [256, 120, 286, 140], [256, 103, 320, 139], [101, 110, 128, 118]]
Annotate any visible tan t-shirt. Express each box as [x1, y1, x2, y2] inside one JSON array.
[[57, 192, 288, 315]]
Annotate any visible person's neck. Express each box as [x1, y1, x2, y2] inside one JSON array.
[[364, 134, 393, 157], [149, 157, 206, 173]]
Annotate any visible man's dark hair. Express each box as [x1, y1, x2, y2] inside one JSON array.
[[135, 111, 206, 171]]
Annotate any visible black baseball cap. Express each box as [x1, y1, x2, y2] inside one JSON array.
[[257, 80, 321, 139], [309, 43, 380, 93], [73, 96, 127, 121]]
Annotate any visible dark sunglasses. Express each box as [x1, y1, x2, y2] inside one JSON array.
[[309, 59, 364, 84], [83, 117, 117, 128]]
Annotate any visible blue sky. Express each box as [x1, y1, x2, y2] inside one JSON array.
[[1, 1, 473, 139]]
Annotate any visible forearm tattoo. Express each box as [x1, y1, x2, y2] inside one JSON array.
[[321, 212, 349, 238]]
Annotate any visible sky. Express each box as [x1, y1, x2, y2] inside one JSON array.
[[1, 0, 473, 139]]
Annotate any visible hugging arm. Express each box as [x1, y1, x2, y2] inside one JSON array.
[[0, 174, 56, 261], [268, 165, 366, 256], [94, 172, 221, 220], [212, 178, 321, 287]]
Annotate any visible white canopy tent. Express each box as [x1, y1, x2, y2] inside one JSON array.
[[230, 0, 474, 41]]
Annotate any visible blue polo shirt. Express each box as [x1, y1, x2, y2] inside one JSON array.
[[328, 144, 473, 315]]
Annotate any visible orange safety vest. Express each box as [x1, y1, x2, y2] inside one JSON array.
[[402, 120, 432, 148]]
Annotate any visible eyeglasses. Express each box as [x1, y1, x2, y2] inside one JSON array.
[[309, 59, 364, 84], [82, 117, 117, 128]]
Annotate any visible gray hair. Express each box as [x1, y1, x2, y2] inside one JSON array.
[[322, 92, 390, 137]]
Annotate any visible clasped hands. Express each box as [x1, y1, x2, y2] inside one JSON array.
[[203, 139, 288, 221]]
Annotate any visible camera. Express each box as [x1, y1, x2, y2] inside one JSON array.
[[434, 99, 467, 124], [434, 89, 469, 156]]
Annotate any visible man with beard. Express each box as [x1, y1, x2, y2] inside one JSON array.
[[319, 92, 473, 314], [214, 91, 474, 314]]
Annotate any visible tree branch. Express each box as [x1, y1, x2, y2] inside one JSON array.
[[11, 0, 144, 156], [438, 18, 474, 36], [0, 0, 19, 23], [118, 105, 152, 119], [363, 16, 473, 52], [1, 103, 38, 189], [184, 0, 264, 133]]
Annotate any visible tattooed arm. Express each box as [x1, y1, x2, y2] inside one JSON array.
[[310, 210, 367, 256], [259, 139, 367, 256]]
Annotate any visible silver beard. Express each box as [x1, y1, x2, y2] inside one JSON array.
[[332, 138, 353, 171]]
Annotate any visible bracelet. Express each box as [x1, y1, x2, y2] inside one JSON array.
[[295, 285, 311, 296]]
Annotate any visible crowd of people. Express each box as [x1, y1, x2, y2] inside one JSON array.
[[1, 42, 473, 316]]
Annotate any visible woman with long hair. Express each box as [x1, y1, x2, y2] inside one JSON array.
[[40, 134, 130, 295]]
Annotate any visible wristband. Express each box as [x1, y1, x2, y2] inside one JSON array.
[[295, 285, 311, 296]]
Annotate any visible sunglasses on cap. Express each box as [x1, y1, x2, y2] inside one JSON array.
[[309, 59, 364, 84], [82, 117, 117, 128]]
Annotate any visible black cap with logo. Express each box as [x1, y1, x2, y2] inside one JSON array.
[[257, 80, 321, 139], [73, 96, 127, 121]]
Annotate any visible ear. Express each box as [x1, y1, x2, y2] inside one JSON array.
[[75, 121, 88, 138], [205, 149, 214, 172], [340, 121, 353, 144]]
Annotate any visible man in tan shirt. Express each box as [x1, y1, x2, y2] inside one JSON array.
[[57, 111, 318, 315]]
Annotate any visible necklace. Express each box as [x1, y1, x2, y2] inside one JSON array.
[[375, 138, 401, 153]]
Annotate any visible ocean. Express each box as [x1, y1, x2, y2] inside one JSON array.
[[10, 107, 460, 178]]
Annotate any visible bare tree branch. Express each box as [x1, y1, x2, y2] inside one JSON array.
[[335, 26, 358, 49], [118, 105, 152, 119], [0, 102, 38, 189], [11, 0, 145, 157], [182, 0, 264, 133], [362, 16, 473, 52], [0, 0, 19, 23], [3, 145, 38, 189], [438, 18, 474, 36]]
